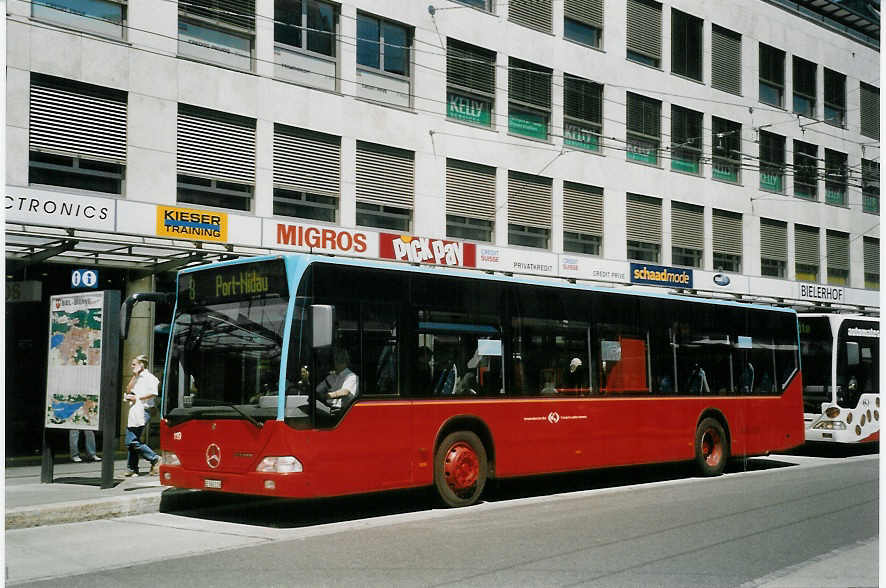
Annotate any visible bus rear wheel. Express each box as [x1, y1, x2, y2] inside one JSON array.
[[695, 417, 729, 476], [434, 431, 488, 507]]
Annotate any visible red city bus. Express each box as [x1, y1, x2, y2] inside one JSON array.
[[154, 254, 803, 507]]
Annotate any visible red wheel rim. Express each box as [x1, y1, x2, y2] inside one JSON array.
[[443, 441, 479, 494], [701, 428, 723, 467]]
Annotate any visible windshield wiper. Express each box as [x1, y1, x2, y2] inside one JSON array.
[[191, 398, 264, 429]]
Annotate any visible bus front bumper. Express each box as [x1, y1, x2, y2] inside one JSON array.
[[159, 466, 314, 497]]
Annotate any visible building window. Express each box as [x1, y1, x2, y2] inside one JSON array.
[[824, 149, 847, 206], [32, 0, 126, 38], [712, 209, 742, 273], [30, 152, 124, 194], [626, 0, 661, 67], [792, 56, 816, 118], [356, 202, 411, 232], [626, 193, 661, 262], [356, 13, 412, 107], [28, 74, 127, 195], [178, 175, 253, 211], [711, 117, 741, 183], [863, 237, 879, 290], [177, 104, 255, 211], [823, 69, 846, 127], [760, 218, 787, 278], [862, 159, 880, 215], [711, 25, 741, 96], [671, 9, 702, 81], [274, 0, 337, 90], [508, 0, 552, 33], [454, 0, 493, 12], [356, 141, 414, 230], [793, 140, 818, 200], [563, 181, 603, 256], [564, 0, 602, 49], [759, 43, 784, 107], [759, 131, 784, 192], [446, 39, 495, 128], [273, 189, 336, 221], [508, 171, 552, 249], [179, 0, 255, 71], [671, 202, 703, 268], [670, 105, 702, 174], [446, 159, 495, 242], [273, 124, 340, 222], [860, 82, 880, 139], [626, 93, 661, 165], [826, 230, 850, 286], [508, 58, 552, 140], [794, 224, 820, 282], [564, 74, 602, 152], [448, 216, 494, 243]]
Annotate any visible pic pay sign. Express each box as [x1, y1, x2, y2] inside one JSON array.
[[71, 269, 99, 289]]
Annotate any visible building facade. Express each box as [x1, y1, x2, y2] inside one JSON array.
[[5, 0, 880, 455]]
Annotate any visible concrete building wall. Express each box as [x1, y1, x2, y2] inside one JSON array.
[[5, 0, 880, 287]]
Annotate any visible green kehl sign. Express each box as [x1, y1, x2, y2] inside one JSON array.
[[509, 110, 547, 140]]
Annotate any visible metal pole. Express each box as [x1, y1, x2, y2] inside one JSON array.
[[101, 291, 121, 489], [40, 429, 53, 484]]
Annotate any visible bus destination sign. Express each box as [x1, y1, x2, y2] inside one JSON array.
[[179, 260, 287, 307]]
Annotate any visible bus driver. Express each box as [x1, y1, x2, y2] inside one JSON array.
[[316, 348, 359, 412]]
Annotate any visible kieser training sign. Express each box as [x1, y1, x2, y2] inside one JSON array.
[[156, 205, 228, 242], [630, 263, 693, 288], [45, 293, 104, 431], [379, 234, 476, 267]]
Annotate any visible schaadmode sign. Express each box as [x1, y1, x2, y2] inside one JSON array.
[[630, 263, 693, 288]]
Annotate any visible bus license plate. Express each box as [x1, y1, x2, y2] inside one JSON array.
[[204, 479, 222, 489]]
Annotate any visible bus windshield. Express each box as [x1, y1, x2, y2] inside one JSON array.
[[164, 259, 289, 418], [799, 317, 833, 413]]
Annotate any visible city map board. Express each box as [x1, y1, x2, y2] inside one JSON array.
[[44, 293, 104, 430]]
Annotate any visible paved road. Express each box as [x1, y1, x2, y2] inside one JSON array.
[[7, 453, 878, 587]]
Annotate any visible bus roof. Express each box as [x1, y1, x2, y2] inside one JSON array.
[[179, 252, 799, 316]]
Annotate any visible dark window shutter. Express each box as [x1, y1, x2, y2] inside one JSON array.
[[508, 171, 552, 229], [711, 25, 741, 95], [356, 141, 414, 209], [447, 40, 496, 96], [671, 202, 703, 250], [446, 159, 496, 220], [626, 193, 661, 243], [508, 0, 552, 34], [565, 0, 603, 29], [760, 218, 787, 261], [794, 225, 820, 266], [860, 82, 880, 139], [509, 58, 552, 110], [626, 0, 662, 61], [177, 104, 255, 183], [273, 125, 340, 197], [180, 0, 256, 30], [563, 181, 603, 236], [564, 75, 602, 123], [712, 209, 742, 256]]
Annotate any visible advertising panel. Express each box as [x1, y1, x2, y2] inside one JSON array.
[[265, 220, 379, 258], [45, 292, 104, 431], [5, 187, 115, 230], [156, 205, 228, 242], [630, 263, 693, 288], [379, 233, 476, 267], [559, 256, 629, 283], [447, 92, 492, 126], [796, 283, 846, 304], [476, 245, 558, 276]]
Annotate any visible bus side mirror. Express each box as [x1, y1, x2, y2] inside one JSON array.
[[121, 292, 174, 339], [846, 341, 860, 367], [311, 305, 335, 348]]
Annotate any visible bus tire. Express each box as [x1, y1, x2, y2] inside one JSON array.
[[695, 417, 729, 476], [434, 431, 488, 507]]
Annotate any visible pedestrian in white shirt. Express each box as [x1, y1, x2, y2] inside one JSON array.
[[123, 355, 161, 476]]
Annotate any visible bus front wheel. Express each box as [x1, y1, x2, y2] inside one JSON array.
[[695, 417, 729, 476], [434, 431, 488, 507]]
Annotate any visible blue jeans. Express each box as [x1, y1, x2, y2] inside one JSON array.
[[126, 409, 158, 473], [69, 429, 96, 459]]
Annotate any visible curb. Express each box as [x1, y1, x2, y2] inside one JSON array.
[[6, 491, 164, 530]]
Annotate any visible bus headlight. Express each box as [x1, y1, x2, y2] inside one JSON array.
[[257, 456, 303, 473], [163, 451, 181, 466], [812, 420, 847, 430]]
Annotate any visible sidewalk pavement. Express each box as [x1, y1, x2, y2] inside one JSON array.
[[5, 458, 166, 529], [3, 458, 879, 587]]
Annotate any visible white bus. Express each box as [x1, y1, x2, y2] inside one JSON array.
[[800, 314, 880, 443]]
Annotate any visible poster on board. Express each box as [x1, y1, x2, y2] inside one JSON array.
[[44, 292, 105, 431]]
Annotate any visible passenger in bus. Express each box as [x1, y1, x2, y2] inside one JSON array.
[[561, 357, 586, 394], [316, 349, 359, 412], [415, 346, 434, 393], [739, 362, 755, 394], [687, 364, 710, 395]]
